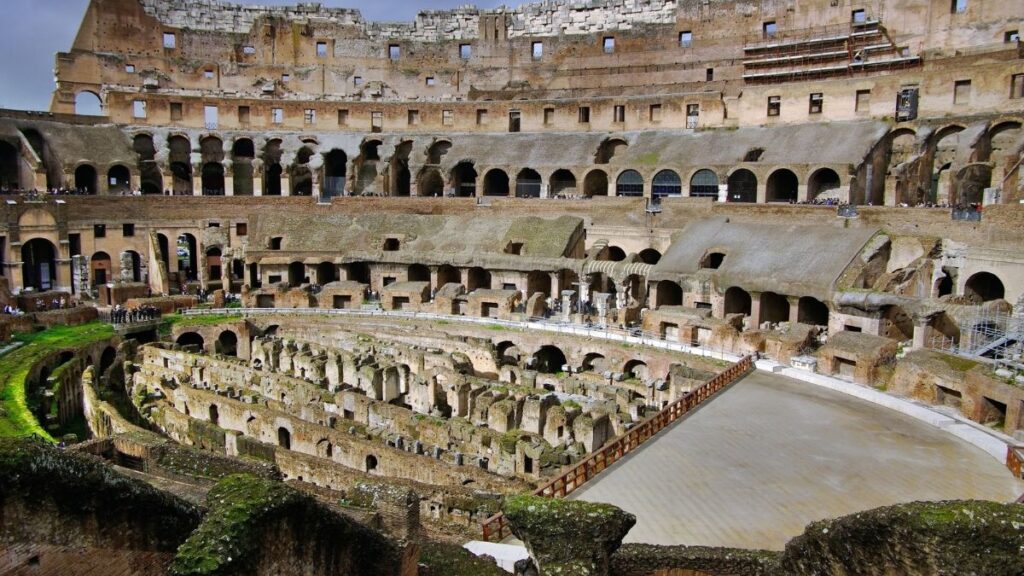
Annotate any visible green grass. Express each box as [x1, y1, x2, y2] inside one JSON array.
[[163, 313, 243, 328], [0, 322, 115, 440]]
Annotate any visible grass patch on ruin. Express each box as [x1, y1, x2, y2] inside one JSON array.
[[162, 313, 244, 329], [418, 541, 507, 576], [936, 352, 979, 373], [0, 322, 115, 440]]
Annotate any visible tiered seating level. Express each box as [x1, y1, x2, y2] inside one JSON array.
[[743, 19, 921, 84]]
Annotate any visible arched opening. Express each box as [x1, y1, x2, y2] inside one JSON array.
[[964, 272, 1005, 303], [451, 163, 477, 197], [467, 267, 491, 291], [317, 439, 334, 459], [134, 134, 163, 193], [602, 246, 627, 262], [550, 169, 577, 197], [724, 287, 752, 316], [200, 136, 224, 163], [727, 169, 757, 203], [22, 129, 57, 190], [616, 170, 644, 197], [21, 238, 57, 291], [353, 140, 381, 194], [936, 272, 954, 298], [437, 265, 460, 288], [176, 332, 205, 350], [316, 262, 337, 284], [278, 427, 291, 449], [689, 169, 719, 199], [808, 168, 841, 201], [204, 247, 221, 284], [291, 166, 313, 196], [167, 135, 192, 195], [583, 170, 608, 197], [124, 250, 143, 282], [74, 165, 97, 195], [390, 141, 412, 197], [581, 352, 605, 372], [652, 170, 682, 197], [365, 454, 379, 471], [526, 270, 550, 297], [90, 251, 112, 285], [0, 141, 21, 190], [231, 138, 255, 196], [515, 168, 542, 198], [766, 169, 798, 202], [532, 345, 567, 374], [217, 330, 238, 357], [797, 296, 829, 326], [623, 359, 648, 381], [930, 126, 964, 205], [638, 249, 661, 265], [408, 263, 430, 284], [345, 262, 370, 284], [263, 140, 283, 196], [74, 91, 103, 116], [201, 163, 225, 195], [106, 165, 131, 194], [177, 234, 198, 282], [99, 346, 117, 375], [417, 168, 444, 197], [596, 138, 627, 164], [656, 281, 683, 307], [700, 252, 726, 269], [209, 404, 220, 425], [484, 169, 510, 196], [427, 140, 451, 164], [323, 149, 347, 198], [759, 292, 790, 324], [288, 262, 306, 288]]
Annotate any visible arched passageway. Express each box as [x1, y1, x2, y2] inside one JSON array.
[[727, 170, 757, 203], [516, 169, 542, 198], [176, 332, 205, 349], [616, 170, 644, 197], [532, 345, 567, 374], [724, 287, 752, 316], [451, 163, 477, 197], [656, 281, 683, 307], [797, 296, 829, 326], [75, 165, 97, 194], [217, 330, 238, 357], [550, 169, 576, 197], [652, 170, 682, 197], [689, 169, 719, 199], [808, 168, 841, 200], [484, 169, 510, 196], [766, 169, 798, 202], [107, 165, 131, 194], [638, 249, 661, 265], [760, 292, 790, 324], [584, 170, 608, 197], [21, 238, 57, 291], [964, 272, 1005, 303]]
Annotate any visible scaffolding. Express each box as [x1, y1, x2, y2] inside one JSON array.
[[930, 307, 1024, 369]]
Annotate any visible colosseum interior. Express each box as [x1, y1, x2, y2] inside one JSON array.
[[1, 0, 1024, 574]]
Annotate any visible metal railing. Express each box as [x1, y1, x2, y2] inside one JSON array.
[[480, 354, 754, 542]]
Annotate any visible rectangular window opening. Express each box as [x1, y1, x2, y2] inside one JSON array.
[[508, 110, 521, 132], [371, 111, 383, 133], [442, 109, 453, 126], [243, 45, 256, 55], [338, 109, 349, 125], [763, 21, 777, 38], [316, 41, 328, 57], [389, 44, 400, 60], [532, 41, 543, 60], [809, 92, 823, 114], [953, 79, 971, 104], [122, 224, 135, 237], [578, 106, 591, 123], [1012, 74, 1024, 99], [543, 107, 554, 125], [679, 31, 692, 47], [407, 109, 420, 125], [477, 109, 489, 125], [1006, 30, 1020, 43], [460, 44, 472, 59], [425, 76, 435, 87], [125, 64, 136, 73], [951, 0, 967, 14], [855, 89, 871, 112], [613, 105, 625, 123], [133, 100, 147, 119], [236, 223, 248, 236], [353, 76, 363, 86], [304, 108, 316, 125], [204, 105, 218, 129], [852, 9, 867, 23], [163, 32, 176, 49], [170, 102, 183, 121], [94, 224, 106, 238], [603, 36, 615, 53], [238, 105, 250, 125], [767, 95, 781, 117], [204, 69, 214, 79], [271, 108, 284, 124], [649, 104, 662, 122], [706, 68, 714, 81]]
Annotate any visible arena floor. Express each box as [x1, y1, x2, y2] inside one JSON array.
[[570, 370, 1024, 550]]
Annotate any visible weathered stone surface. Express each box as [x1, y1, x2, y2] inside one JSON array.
[[505, 494, 636, 576]]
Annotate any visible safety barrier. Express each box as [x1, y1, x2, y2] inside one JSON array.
[[479, 354, 754, 542]]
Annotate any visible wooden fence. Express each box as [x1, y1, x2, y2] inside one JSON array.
[[480, 355, 755, 542]]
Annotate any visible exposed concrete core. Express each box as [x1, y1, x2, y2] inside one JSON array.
[[570, 370, 1024, 550]]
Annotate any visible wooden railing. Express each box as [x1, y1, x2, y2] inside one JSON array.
[[480, 355, 755, 542]]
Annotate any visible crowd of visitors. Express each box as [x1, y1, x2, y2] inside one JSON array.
[[2, 305, 25, 315], [109, 304, 160, 324], [0, 187, 95, 197]]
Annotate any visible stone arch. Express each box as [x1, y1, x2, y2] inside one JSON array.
[[278, 427, 291, 449], [724, 286, 752, 316], [583, 169, 608, 197], [74, 164, 98, 194], [964, 272, 1005, 303], [623, 359, 649, 380], [616, 169, 644, 197], [74, 91, 103, 116], [532, 345, 567, 374], [930, 125, 965, 204], [515, 168, 542, 198], [168, 135, 193, 195], [437, 265, 460, 287], [581, 352, 605, 372], [21, 128, 60, 190], [808, 168, 841, 200], [317, 439, 334, 459], [288, 261, 306, 288], [365, 454, 378, 471], [201, 163, 225, 195], [766, 169, 799, 202], [90, 251, 112, 285], [177, 233, 198, 281], [689, 169, 720, 199], [496, 340, 520, 364], [390, 140, 412, 197], [316, 261, 337, 284], [451, 162, 477, 197], [549, 169, 577, 197], [203, 246, 220, 284], [483, 168, 510, 196], [727, 169, 757, 203], [21, 238, 57, 291], [417, 167, 444, 197], [759, 292, 790, 324], [176, 332, 205, 349], [427, 140, 451, 164], [467, 267, 491, 291], [322, 149, 347, 198], [217, 330, 238, 357], [231, 138, 255, 196], [263, 139, 284, 196], [200, 136, 224, 163], [526, 270, 550, 297], [596, 138, 628, 164], [656, 281, 683, 307], [209, 404, 220, 425], [797, 296, 829, 326], [638, 248, 661, 265], [133, 134, 163, 194], [602, 246, 627, 262], [652, 169, 682, 197]]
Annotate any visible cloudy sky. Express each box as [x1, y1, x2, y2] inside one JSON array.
[[0, 0, 506, 112]]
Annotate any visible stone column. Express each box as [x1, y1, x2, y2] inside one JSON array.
[[252, 175, 263, 196], [280, 174, 291, 196], [911, 318, 930, 350], [750, 292, 763, 327], [788, 296, 800, 324], [718, 183, 728, 203], [192, 173, 202, 196], [54, 258, 72, 293], [756, 183, 767, 203], [223, 175, 235, 196], [549, 272, 560, 297], [797, 184, 810, 203]]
